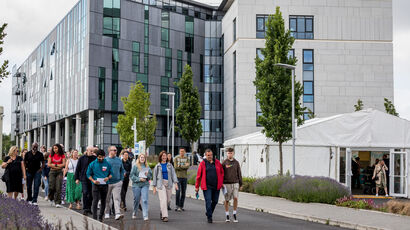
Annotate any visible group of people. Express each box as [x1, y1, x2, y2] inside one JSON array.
[[1, 143, 243, 224]]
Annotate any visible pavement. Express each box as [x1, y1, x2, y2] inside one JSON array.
[[2, 165, 410, 230]]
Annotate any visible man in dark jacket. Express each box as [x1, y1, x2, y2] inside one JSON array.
[[222, 147, 242, 223], [120, 151, 132, 211], [75, 146, 97, 215], [24, 142, 45, 204]]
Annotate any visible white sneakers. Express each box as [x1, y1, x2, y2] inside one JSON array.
[[143, 217, 149, 221], [55, 204, 63, 208], [115, 214, 123, 220], [132, 213, 137, 219], [105, 214, 110, 219]]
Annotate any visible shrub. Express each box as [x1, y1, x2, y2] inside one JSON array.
[[386, 200, 410, 216], [0, 195, 54, 229], [279, 176, 350, 204], [187, 165, 198, 185], [240, 177, 257, 193], [148, 162, 157, 169], [254, 176, 292, 197]]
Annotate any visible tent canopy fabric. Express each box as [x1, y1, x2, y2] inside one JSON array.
[[224, 109, 410, 148]]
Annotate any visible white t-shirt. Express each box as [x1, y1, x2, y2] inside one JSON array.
[[68, 159, 78, 173]]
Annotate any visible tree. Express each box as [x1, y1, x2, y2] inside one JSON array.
[[384, 98, 399, 116], [175, 65, 202, 152], [354, 99, 364, 111], [0, 23, 10, 83], [116, 82, 158, 149], [2, 133, 13, 160], [253, 7, 304, 176]]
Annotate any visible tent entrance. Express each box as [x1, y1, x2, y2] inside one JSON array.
[[389, 150, 407, 197]]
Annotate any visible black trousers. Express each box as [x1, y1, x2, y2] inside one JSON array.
[[121, 176, 129, 207], [175, 178, 187, 208], [92, 184, 108, 220], [82, 180, 93, 211]]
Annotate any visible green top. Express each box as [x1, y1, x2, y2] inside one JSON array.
[[173, 155, 190, 178]]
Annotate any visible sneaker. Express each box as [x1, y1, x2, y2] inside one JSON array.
[[115, 214, 123, 220], [55, 204, 63, 208], [175, 208, 179, 211], [132, 213, 137, 219], [32, 202, 38, 206], [386, 194, 389, 197], [51, 201, 55, 207], [61, 201, 65, 205], [376, 194, 379, 197], [144, 217, 149, 221], [167, 205, 171, 210], [181, 208, 185, 211], [233, 214, 238, 223], [207, 218, 213, 223], [225, 215, 230, 222], [177, 207, 182, 212], [105, 214, 110, 219], [44, 197, 49, 201], [162, 217, 168, 222]]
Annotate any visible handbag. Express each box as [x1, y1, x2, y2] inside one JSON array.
[[1, 169, 9, 182]]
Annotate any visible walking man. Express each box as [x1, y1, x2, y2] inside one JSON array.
[[120, 151, 132, 211], [87, 149, 113, 221], [75, 146, 97, 216], [222, 147, 242, 223], [195, 149, 224, 223], [104, 146, 125, 220], [24, 142, 45, 205], [174, 147, 190, 211]]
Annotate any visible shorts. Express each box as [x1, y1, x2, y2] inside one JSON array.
[[224, 183, 239, 201]]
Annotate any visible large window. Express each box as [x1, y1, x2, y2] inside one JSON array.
[[204, 92, 222, 111], [132, 42, 140, 73], [177, 50, 183, 78], [256, 15, 269, 38], [98, 67, 105, 110], [290, 16, 313, 39], [303, 49, 314, 119], [201, 119, 222, 132], [103, 0, 120, 38], [161, 10, 170, 48], [185, 16, 194, 53], [165, 48, 172, 78]]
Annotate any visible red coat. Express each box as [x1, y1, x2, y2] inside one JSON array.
[[195, 159, 224, 191]]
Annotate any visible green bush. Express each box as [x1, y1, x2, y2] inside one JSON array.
[[254, 176, 291, 197], [240, 177, 256, 193], [187, 166, 198, 185], [148, 162, 157, 170]]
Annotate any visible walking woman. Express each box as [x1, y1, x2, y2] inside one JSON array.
[[48, 144, 66, 207], [152, 151, 178, 222], [130, 153, 152, 221], [60, 151, 71, 204], [64, 149, 82, 209], [1, 146, 26, 199], [42, 152, 50, 200], [372, 159, 389, 196]]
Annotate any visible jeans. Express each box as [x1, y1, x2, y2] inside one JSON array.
[[105, 181, 123, 216], [48, 170, 63, 204], [203, 188, 220, 220], [92, 184, 108, 220], [81, 180, 93, 212], [42, 176, 49, 198], [121, 176, 129, 207], [132, 185, 149, 219], [26, 171, 42, 203], [175, 178, 187, 208]]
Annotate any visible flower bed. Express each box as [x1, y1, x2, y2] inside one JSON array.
[[254, 176, 350, 204], [0, 195, 54, 229]]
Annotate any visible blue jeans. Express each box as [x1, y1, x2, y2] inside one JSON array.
[[42, 176, 49, 197], [203, 188, 220, 220], [132, 185, 149, 219], [176, 178, 187, 208], [27, 171, 42, 203]]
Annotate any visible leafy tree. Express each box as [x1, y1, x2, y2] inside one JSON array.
[[2, 133, 13, 160], [175, 65, 202, 152], [354, 99, 364, 111], [116, 82, 157, 149], [0, 23, 10, 83], [253, 7, 304, 175], [384, 98, 399, 116]]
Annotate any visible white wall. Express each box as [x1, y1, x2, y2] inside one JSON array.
[[222, 0, 393, 140]]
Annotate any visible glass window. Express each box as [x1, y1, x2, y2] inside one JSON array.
[[297, 18, 305, 32], [113, 0, 120, 9], [257, 17, 264, 31], [185, 16, 194, 34], [104, 0, 112, 8], [113, 18, 120, 31], [98, 67, 106, 78], [290, 16, 314, 39], [304, 82, 313, 94], [233, 18, 236, 41], [303, 71, 313, 81], [161, 11, 169, 28], [306, 18, 313, 32], [290, 18, 297, 32], [132, 42, 140, 52], [303, 50, 313, 63], [303, 95, 314, 103], [288, 49, 295, 59]]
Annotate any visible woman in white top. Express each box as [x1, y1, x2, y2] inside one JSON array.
[[64, 149, 82, 209]]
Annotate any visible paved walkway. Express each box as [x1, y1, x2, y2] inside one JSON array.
[[183, 184, 410, 230]]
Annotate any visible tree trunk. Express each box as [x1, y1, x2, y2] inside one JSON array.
[[190, 142, 195, 154], [279, 141, 283, 176]]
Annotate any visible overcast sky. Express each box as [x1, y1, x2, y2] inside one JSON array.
[[0, 0, 409, 135]]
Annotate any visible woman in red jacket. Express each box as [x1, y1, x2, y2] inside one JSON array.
[[195, 149, 224, 223]]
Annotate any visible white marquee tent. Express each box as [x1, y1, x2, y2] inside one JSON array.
[[223, 109, 410, 197]]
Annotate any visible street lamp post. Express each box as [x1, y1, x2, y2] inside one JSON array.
[[274, 63, 296, 178], [165, 108, 170, 153], [161, 92, 175, 158]]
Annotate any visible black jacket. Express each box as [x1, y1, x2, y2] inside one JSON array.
[[122, 159, 132, 178], [75, 154, 97, 182]]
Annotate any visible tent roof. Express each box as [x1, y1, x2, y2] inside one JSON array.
[[224, 109, 410, 148]]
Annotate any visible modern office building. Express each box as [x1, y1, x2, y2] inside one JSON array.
[[11, 0, 393, 155]]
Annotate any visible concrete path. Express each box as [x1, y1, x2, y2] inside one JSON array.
[[183, 184, 410, 230]]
